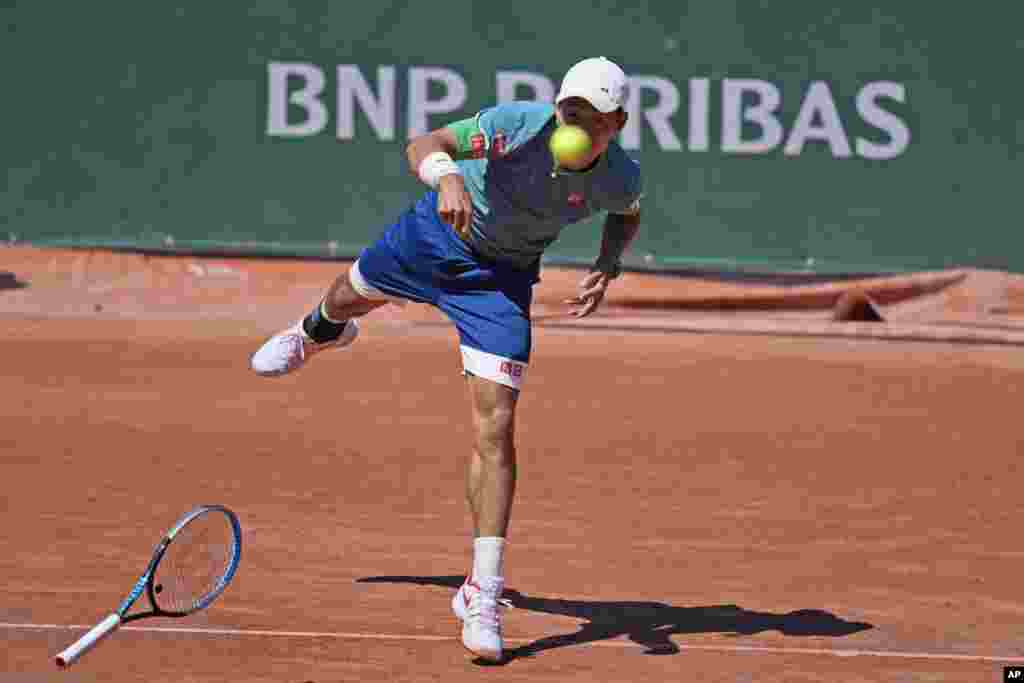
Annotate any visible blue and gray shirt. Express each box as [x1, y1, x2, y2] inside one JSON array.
[[447, 102, 642, 269]]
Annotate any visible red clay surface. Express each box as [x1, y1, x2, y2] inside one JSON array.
[[3, 247, 1024, 682]]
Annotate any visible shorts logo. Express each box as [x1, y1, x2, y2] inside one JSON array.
[[499, 361, 524, 378], [470, 133, 487, 159], [568, 192, 585, 208]]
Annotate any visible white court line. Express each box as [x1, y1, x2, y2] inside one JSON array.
[[2, 622, 1022, 664]]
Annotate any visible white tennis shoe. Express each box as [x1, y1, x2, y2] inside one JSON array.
[[250, 319, 359, 377], [452, 575, 510, 662]]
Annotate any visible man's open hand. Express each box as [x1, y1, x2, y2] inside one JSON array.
[[565, 270, 613, 317]]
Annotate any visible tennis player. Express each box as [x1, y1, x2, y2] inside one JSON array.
[[251, 56, 642, 662]]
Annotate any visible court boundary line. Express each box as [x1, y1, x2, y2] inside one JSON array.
[[406, 318, 1024, 348], [3, 622, 1021, 664]]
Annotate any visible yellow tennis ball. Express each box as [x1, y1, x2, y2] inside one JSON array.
[[549, 124, 592, 166]]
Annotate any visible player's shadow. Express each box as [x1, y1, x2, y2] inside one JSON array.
[[356, 575, 873, 662]]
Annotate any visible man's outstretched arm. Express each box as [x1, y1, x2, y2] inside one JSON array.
[[567, 208, 641, 318], [595, 209, 641, 277]]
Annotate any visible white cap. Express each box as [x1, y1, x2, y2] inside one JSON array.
[[556, 57, 628, 113]]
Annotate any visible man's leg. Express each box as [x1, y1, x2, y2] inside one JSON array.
[[466, 372, 518, 545], [443, 281, 530, 662], [442, 283, 531, 579], [250, 263, 389, 376], [253, 191, 448, 377], [453, 373, 518, 662], [319, 264, 392, 327], [299, 263, 388, 344]]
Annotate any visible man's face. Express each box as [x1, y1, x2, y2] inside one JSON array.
[[555, 97, 627, 167]]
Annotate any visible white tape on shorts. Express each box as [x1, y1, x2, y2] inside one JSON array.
[[349, 260, 407, 305], [460, 345, 527, 390]]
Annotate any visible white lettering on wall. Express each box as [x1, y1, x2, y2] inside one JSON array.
[[621, 76, 682, 151], [856, 82, 910, 160], [784, 81, 852, 157], [336, 65, 396, 140], [688, 78, 711, 152], [266, 62, 328, 137], [722, 79, 784, 154], [407, 67, 467, 138], [496, 71, 555, 103], [264, 63, 911, 159]]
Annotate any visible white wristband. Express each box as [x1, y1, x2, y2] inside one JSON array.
[[418, 152, 462, 189]]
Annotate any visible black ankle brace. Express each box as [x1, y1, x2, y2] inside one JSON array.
[[302, 302, 348, 343]]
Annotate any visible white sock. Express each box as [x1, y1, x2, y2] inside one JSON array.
[[472, 537, 506, 579]]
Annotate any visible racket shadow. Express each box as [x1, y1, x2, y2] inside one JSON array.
[[355, 575, 873, 662]]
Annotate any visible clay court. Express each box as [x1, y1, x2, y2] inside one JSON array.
[[3, 247, 1024, 682]]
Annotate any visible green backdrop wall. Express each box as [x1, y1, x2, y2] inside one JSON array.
[[3, 2, 1021, 273]]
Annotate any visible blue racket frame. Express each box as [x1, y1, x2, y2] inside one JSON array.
[[118, 504, 242, 621]]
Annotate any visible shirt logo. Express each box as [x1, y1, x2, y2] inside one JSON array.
[[490, 132, 507, 159], [470, 132, 507, 160], [568, 192, 585, 208], [470, 134, 486, 159]]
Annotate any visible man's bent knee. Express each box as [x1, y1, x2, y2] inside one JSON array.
[[348, 259, 406, 305], [321, 264, 390, 320]]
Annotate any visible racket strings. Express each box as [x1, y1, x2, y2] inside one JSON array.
[[153, 511, 236, 614]]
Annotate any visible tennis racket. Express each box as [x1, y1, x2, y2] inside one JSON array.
[[54, 504, 242, 668]]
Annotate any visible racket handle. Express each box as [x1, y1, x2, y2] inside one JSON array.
[[54, 613, 121, 667]]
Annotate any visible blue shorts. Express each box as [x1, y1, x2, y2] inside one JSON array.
[[351, 192, 540, 389]]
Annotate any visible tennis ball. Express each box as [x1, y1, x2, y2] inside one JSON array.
[[549, 124, 592, 166]]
